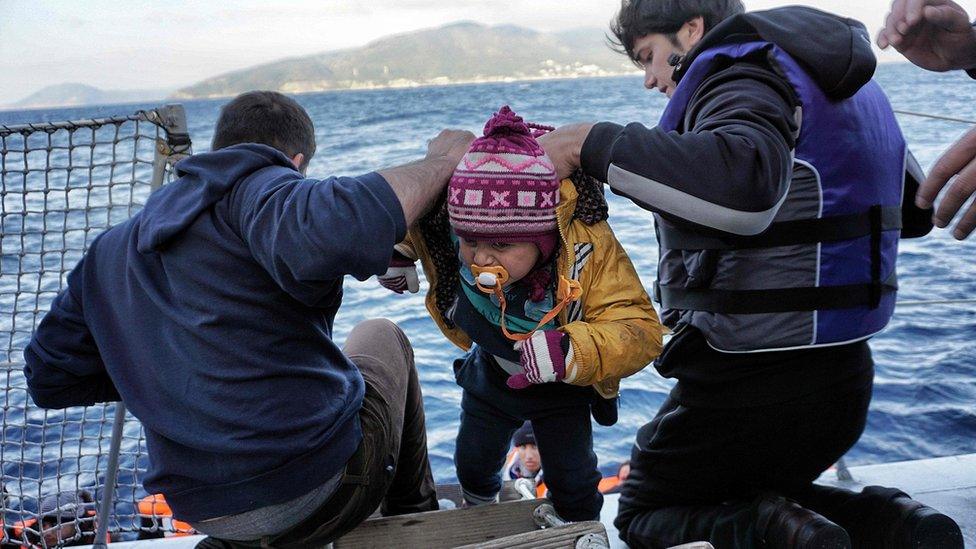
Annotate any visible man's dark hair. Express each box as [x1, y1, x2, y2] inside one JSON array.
[[610, 0, 745, 63], [211, 91, 316, 171]]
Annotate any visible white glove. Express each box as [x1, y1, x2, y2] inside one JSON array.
[[378, 256, 419, 294]]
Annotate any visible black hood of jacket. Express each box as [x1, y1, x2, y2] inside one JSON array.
[[675, 6, 876, 99]]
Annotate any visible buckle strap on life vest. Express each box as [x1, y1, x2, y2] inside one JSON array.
[[655, 271, 898, 314], [658, 206, 902, 250]]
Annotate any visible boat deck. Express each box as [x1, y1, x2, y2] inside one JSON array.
[[817, 453, 976, 546], [108, 453, 976, 548]]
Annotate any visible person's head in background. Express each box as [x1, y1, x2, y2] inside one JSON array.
[[211, 90, 316, 174], [512, 421, 542, 476], [617, 460, 632, 481], [39, 490, 96, 547]]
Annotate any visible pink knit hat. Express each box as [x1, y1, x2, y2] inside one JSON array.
[[448, 106, 559, 259]]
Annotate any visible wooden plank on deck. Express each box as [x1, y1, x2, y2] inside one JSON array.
[[455, 521, 609, 548], [333, 498, 544, 549]]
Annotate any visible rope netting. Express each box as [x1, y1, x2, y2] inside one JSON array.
[[0, 107, 191, 546]]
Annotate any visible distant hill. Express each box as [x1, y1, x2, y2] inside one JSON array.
[[8, 83, 170, 110], [174, 22, 637, 99]]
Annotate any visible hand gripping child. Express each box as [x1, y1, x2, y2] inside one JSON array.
[[378, 106, 664, 521]]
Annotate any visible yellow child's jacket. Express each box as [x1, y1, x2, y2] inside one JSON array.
[[399, 179, 665, 399]]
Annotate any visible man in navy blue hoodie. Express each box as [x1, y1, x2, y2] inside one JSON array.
[[23, 91, 474, 547]]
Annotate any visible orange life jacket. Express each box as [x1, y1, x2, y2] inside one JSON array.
[[137, 495, 194, 537], [11, 517, 37, 547], [10, 509, 96, 548], [598, 475, 622, 494]]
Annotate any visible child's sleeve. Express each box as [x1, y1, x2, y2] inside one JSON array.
[[558, 224, 664, 386], [393, 234, 418, 260]]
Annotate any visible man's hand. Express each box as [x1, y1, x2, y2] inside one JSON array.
[[538, 123, 595, 181], [426, 129, 476, 164], [877, 0, 976, 72], [378, 129, 474, 227], [917, 126, 976, 239]]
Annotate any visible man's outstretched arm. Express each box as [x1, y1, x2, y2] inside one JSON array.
[[379, 129, 474, 227], [234, 129, 473, 304], [541, 64, 796, 235]]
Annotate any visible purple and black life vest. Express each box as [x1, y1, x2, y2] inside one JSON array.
[[654, 41, 906, 352]]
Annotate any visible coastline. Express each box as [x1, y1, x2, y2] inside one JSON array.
[[2, 59, 919, 113], [2, 71, 644, 113], [171, 70, 644, 101]]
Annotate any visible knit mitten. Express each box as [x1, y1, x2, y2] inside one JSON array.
[[508, 330, 571, 389], [378, 253, 419, 294]]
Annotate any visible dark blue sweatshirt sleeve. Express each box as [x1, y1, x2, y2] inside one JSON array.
[[581, 63, 797, 235], [23, 261, 120, 409], [234, 170, 407, 305]]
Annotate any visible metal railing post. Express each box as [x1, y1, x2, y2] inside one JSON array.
[[149, 104, 192, 191], [93, 402, 126, 548], [515, 478, 568, 529], [835, 456, 853, 482]]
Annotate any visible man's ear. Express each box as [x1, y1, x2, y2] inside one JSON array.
[[681, 15, 706, 50], [290, 153, 305, 171]]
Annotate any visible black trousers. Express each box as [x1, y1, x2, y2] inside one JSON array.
[[616, 353, 876, 548], [453, 348, 602, 521]]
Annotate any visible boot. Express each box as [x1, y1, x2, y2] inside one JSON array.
[[754, 493, 851, 549], [861, 488, 963, 549]]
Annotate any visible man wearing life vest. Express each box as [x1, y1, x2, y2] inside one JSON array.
[[541, 1, 962, 547]]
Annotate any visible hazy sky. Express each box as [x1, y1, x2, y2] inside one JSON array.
[[2, 0, 974, 102]]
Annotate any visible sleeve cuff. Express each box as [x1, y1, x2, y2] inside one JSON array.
[[560, 330, 581, 384], [360, 171, 408, 243], [581, 122, 625, 183]]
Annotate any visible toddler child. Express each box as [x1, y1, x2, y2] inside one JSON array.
[[379, 106, 663, 521]]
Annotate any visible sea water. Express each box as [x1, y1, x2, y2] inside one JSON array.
[[1, 63, 974, 487]]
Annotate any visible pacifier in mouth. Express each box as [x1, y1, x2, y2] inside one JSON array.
[[469, 262, 581, 342], [471, 265, 510, 293]]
